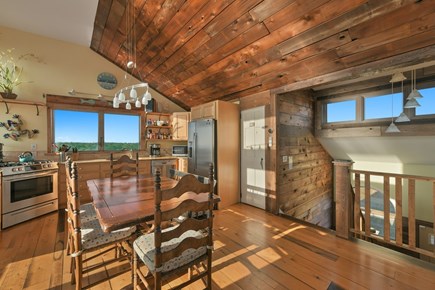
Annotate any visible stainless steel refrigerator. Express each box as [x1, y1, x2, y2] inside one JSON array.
[[188, 119, 216, 177]]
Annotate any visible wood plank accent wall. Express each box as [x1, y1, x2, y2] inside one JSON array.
[[277, 91, 333, 228]]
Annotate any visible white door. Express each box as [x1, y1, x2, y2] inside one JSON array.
[[241, 106, 266, 209]]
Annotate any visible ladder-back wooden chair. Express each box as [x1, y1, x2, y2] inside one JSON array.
[[65, 158, 137, 289], [133, 164, 215, 290], [110, 152, 139, 178]]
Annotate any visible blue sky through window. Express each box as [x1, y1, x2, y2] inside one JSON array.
[[327, 100, 356, 123], [54, 110, 98, 143], [104, 113, 139, 143], [365, 93, 403, 120], [416, 87, 435, 115]]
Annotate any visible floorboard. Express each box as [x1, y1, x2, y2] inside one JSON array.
[[0, 203, 434, 289]]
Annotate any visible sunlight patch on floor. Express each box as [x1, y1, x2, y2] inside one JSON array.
[[272, 225, 306, 239], [255, 247, 282, 263], [214, 261, 251, 288], [213, 244, 258, 267]]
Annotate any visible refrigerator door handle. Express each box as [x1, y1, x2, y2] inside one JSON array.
[[194, 132, 198, 171], [260, 157, 264, 170]]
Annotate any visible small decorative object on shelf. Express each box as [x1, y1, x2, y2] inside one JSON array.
[[0, 114, 39, 141]]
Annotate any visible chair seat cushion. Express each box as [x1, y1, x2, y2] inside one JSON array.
[[81, 219, 136, 250], [79, 203, 97, 223], [133, 229, 207, 273]]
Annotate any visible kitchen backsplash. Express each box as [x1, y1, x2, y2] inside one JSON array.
[[2, 141, 185, 162]]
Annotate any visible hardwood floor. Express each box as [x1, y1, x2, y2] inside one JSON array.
[[1, 203, 434, 289]]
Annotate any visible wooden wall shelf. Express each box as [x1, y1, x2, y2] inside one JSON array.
[[0, 98, 46, 116]]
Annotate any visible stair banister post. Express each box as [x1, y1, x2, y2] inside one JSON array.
[[333, 160, 354, 239]]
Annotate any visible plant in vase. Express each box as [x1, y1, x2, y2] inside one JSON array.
[[0, 48, 24, 99]]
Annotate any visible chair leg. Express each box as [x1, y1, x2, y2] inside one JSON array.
[[133, 252, 138, 288], [207, 258, 212, 289]]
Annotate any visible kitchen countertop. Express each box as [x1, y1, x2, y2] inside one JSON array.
[[61, 156, 179, 164]]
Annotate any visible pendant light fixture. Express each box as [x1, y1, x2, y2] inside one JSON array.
[[404, 69, 422, 109], [112, 0, 152, 110], [385, 72, 406, 133]]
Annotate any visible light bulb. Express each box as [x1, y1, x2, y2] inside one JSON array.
[[130, 87, 137, 99], [118, 91, 126, 101], [135, 99, 141, 108], [127, 60, 135, 69], [126, 101, 131, 110]]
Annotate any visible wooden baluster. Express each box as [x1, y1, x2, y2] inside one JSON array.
[[408, 179, 416, 249], [384, 175, 390, 243], [395, 177, 403, 246], [354, 173, 361, 236], [333, 160, 354, 239], [364, 174, 371, 238]]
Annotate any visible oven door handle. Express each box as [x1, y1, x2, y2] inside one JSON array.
[[3, 170, 58, 181]]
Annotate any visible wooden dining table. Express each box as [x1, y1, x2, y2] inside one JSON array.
[[87, 174, 218, 233]]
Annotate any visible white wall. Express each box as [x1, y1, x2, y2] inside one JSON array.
[[319, 136, 435, 221], [0, 26, 184, 154]]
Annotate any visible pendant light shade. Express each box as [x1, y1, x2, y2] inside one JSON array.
[[118, 91, 126, 102], [395, 112, 410, 122], [113, 96, 119, 108], [404, 98, 421, 108], [130, 87, 137, 99], [385, 121, 400, 133], [389, 72, 406, 83]]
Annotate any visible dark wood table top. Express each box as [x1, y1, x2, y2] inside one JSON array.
[[87, 174, 218, 233]]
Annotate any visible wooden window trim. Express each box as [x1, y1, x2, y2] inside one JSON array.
[[46, 94, 144, 153]]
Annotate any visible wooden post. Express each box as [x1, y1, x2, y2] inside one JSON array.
[[333, 160, 354, 239]]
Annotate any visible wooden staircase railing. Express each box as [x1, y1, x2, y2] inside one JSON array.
[[333, 160, 435, 259]]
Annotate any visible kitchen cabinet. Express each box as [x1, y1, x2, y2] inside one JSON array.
[[171, 112, 190, 140], [177, 157, 188, 172], [58, 162, 104, 208], [190, 102, 216, 120], [58, 159, 155, 208], [145, 112, 172, 140]]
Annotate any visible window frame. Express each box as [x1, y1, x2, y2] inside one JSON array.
[[316, 78, 435, 133], [47, 95, 145, 153]]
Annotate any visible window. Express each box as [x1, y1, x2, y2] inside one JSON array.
[[52, 109, 140, 152], [326, 100, 356, 123], [54, 110, 98, 151], [104, 113, 140, 150], [364, 92, 403, 120], [415, 87, 435, 116]]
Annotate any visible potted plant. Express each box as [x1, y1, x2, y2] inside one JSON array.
[[0, 48, 24, 99]]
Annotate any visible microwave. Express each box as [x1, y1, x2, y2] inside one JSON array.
[[172, 145, 188, 157]]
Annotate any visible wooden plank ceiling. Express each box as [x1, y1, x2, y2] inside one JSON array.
[[91, 0, 435, 110]]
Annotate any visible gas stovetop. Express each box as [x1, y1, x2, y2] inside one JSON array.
[[0, 160, 58, 176]]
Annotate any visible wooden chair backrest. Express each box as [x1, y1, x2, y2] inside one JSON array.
[[154, 164, 214, 271], [110, 152, 139, 178], [65, 157, 82, 254]]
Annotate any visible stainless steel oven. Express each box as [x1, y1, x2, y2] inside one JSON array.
[[1, 161, 58, 229]]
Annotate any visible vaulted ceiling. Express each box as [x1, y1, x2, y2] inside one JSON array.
[[91, 0, 435, 110]]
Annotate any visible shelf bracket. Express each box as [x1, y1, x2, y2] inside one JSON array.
[[35, 104, 40, 116], [3, 101, 9, 114]]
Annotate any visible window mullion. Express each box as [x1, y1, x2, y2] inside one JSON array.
[[98, 112, 104, 151], [356, 95, 363, 122]]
